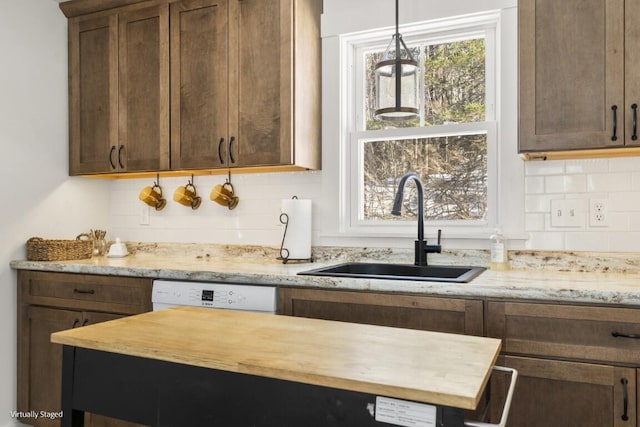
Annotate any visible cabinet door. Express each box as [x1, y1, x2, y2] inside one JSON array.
[[489, 356, 636, 427], [68, 14, 118, 175], [227, 0, 293, 167], [18, 306, 80, 427], [279, 287, 484, 336], [625, 0, 640, 147], [18, 306, 144, 427], [519, 0, 624, 152], [118, 5, 169, 172], [170, 0, 229, 170]]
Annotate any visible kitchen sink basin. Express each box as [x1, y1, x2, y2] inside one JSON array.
[[298, 262, 486, 283]]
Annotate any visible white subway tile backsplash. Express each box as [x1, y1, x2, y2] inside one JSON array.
[[629, 212, 640, 230], [525, 232, 565, 250], [525, 160, 565, 176], [587, 173, 632, 192], [524, 176, 545, 194], [525, 194, 559, 213], [565, 158, 608, 174], [609, 157, 640, 172], [609, 232, 640, 252], [565, 232, 609, 252], [632, 172, 640, 191], [107, 171, 322, 245], [610, 192, 640, 212], [522, 157, 640, 253], [545, 175, 586, 193], [524, 213, 545, 231]]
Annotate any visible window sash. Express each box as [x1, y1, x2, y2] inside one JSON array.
[[340, 13, 499, 238], [347, 121, 497, 236]]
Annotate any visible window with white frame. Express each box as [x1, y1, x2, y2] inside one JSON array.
[[342, 14, 499, 236]]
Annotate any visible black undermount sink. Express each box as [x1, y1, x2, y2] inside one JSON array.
[[298, 262, 486, 283]]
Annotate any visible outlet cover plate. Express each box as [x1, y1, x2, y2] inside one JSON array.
[[589, 198, 609, 227]]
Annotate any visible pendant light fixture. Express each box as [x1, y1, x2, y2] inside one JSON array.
[[374, 0, 419, 121]]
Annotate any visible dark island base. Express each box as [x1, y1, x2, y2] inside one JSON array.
[[61, 346, 466, 427]]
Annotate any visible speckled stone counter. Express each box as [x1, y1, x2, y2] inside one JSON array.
[[10, 243, 640, 307]]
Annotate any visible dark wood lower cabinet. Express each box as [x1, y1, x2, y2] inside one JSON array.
[[17, 271, 152, 427], [489, 356, 637, 427], [278, 287, 484, 336], [278, 287, 488, 422], [20, 306, 144, 427]]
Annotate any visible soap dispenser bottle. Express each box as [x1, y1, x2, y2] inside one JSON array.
[[490, 228, 509, 270]]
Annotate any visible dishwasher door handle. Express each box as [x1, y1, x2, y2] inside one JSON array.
[[464, 366, 518, 427]]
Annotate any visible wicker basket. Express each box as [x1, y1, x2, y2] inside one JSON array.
[[26, 235, 93, 261]]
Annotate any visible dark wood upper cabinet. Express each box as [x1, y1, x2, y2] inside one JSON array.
[[519, 0, 640, 158], [63, 0, 320, 176], [68, 5, 169, 175], [68, 14, 118, 175], [118, 4, 170, 173], [170, 0, 230, 170]]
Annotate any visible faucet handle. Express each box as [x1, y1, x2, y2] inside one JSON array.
[[436, 229, 442, 245]]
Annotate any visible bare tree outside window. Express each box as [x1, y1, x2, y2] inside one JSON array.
[[361, 37, 488, 221]]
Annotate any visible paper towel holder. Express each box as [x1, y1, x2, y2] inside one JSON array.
[[277, 196, 313, 264]]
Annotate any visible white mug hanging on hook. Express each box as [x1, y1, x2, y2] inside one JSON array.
[[278, 196, 312, 263]]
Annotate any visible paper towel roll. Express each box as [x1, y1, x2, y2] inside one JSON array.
[[281, 198, 312, 259]]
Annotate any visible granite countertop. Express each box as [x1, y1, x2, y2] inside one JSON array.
[[10, 243, 640, 307]]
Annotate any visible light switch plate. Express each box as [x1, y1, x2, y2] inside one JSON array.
[[550, 199, 583, 227], [140, 205, 150, 225]]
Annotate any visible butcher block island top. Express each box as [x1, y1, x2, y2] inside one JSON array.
[[51, 306, 501, 411]]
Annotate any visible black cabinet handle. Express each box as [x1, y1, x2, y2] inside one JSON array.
[[73, 288, 95, 295], [218, 137, 225, 164], [229, 136, 236, 164], [612, 331, 640, 339], [621, 377, 629, 421], [612, 105, 618, 141], [632, 104, 638, 141], [109, 146, 116, 169], [72, 318, 80, 328], [118, 145, 125, 169], [82, 318, 89, 327]]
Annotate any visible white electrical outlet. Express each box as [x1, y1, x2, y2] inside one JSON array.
[[589, 198, 609, 227]]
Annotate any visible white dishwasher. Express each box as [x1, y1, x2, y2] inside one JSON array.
[[151, 280, 277, 313]]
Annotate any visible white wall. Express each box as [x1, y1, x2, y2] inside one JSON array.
[[0, 1, 109, 426]]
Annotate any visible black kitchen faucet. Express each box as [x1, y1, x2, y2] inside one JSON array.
[[391, 172, 442, 266]]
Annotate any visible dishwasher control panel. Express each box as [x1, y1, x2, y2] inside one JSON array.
[[152, 280, 277, 313]]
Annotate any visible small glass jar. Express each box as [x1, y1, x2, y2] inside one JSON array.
[[93, 238, 107, 256]]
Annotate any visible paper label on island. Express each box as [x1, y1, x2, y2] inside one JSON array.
[[375, 396, 436, 427]]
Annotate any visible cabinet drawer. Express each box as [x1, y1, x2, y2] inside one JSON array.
[[19, 271, 152, 314], [488, 355, 636, 427], [487, 301, 640, 365]]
